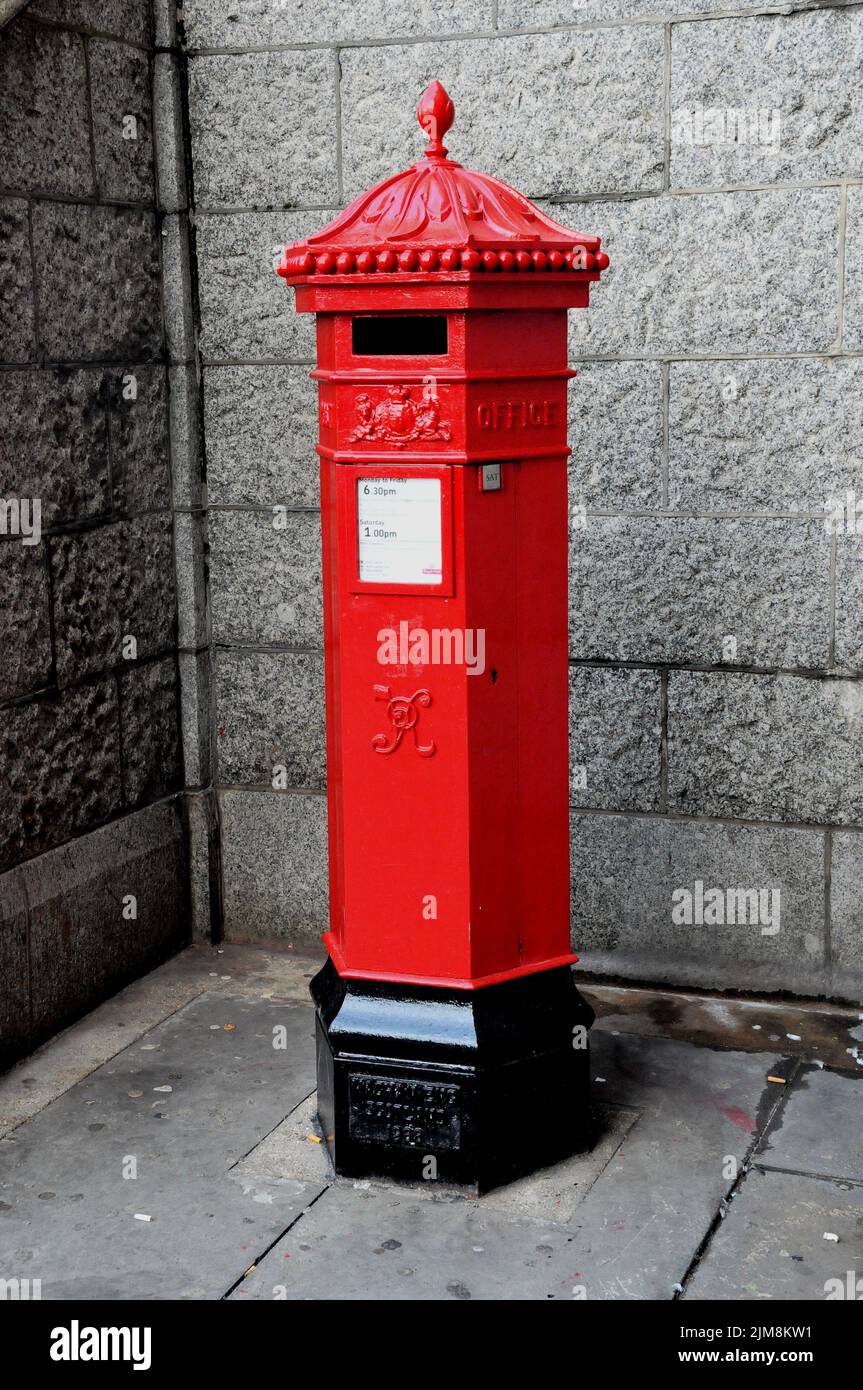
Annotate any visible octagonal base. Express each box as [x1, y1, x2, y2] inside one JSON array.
[[310, 956, 595, 1193]]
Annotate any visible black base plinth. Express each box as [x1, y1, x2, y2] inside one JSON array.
[[310, 958, 595, 1193]]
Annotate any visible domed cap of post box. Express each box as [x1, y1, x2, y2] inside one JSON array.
[[277, 81, 610, 286]]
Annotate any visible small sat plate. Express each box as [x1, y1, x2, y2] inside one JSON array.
[[479, 463, 502, 492]]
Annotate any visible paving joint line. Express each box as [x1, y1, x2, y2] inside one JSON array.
[[752, 1161, 863, 1188], [220, 1185, 332, 1299], [228, 1086, 317, 1171], [674, 1055, 802, 1298]]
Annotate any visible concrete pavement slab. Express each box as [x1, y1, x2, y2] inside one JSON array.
[[755, 1064, 863, 1182], [0, 942, 322, 1136], [229, 1181, 599, 1301], [686, 1168, 863, 1301], [0, 947, 847, 1303], [235, 1092, 640, 1226], [232, 1034, 784, 1301], [545, 1035, 788, 1300], [588, 983, 863, 1072], [0, 993, 323, 1299]]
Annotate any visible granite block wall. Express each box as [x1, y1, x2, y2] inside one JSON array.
[[178, 0, 863, 1004], [0, 0, 188, 1068]]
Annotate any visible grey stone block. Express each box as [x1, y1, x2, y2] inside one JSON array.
[[168, 365, 203, 509], [32, 204, 161, 361], [204, 366, 318, 508], [0, 541, 52, 701], [185, 789, 215, 942], [0, 369, 110, 527], [568, 361, 663, 510], [196, 210, 323, 363], [569, 666, 661, 812], [173, 510, 207, 649], [208, 509, 322, 647], [670, 9, 863, 190], [153, 52, 186, 212], [119, 656, 182, 808], [88, 39, 153, 203], [219, 789, 328, 941], [215, 649, 325, 790], [499, 0, 791, 21], [570, 516, 831, 669], [572, 811, 826, 995], [51, 514, 176, 682], [565, 189, 839, 357], [0, 19, 93, 197], [162, 212, 194, 363], [686, 1168, 863, 1302], [0, 865, 30, 1071], [25, 799, 186, 1047], [835, 532, 863, 672], [669, 358, 863, 513], [829, 832, 863, 1004], [340, 27, 665, 202], [668, 670, 863, 825], [183, 0, 493, 47], [108, 365, 171, 514], [845, 184, 863, 350], [0, 198, 34, 361], [189, 52, 338, 209], [179, 649, 211, 787], [0, 680, 122, 874], [27, 2, 150, 42]]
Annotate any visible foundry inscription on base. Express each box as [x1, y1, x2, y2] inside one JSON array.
[[348, 1072, 462, 1151]]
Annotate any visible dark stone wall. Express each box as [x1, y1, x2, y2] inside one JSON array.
[[0, 0, 186, 1069]]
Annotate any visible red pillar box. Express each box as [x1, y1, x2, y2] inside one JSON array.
[[278, 82, 609, 1191]]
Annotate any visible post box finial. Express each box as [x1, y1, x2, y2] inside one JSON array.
[[417, 80, 455, 160]]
